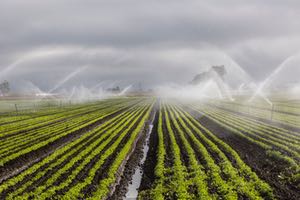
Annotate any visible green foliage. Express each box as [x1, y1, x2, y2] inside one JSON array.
[[1, 98, 298, 199]]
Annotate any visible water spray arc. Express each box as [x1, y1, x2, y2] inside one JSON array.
[[248, 52, 300, 105], [0, 60, 23, 80], [119, 85, 132, 96], [0, 48, 76, 80], [90, 81, 106, 91], [47, 66, 88, 94]]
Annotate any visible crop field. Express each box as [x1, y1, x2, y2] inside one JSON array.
[[208, 99, 300, 129], [0, 97, 299, 199]]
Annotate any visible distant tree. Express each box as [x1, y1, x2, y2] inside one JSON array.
[[0, 80, 10, 96], [115, 86, 120, 92], [211, 65, 226, 80], [106, 86, 120, 93], [190, 65, 227, 85]]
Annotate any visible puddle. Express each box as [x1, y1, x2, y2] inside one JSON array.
[[125, 124, 153, 200]]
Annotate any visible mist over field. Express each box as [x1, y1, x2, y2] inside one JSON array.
[[0, 0, 300, 95], [0, 2, 300, 200]]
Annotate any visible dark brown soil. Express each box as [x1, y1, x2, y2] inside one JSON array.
[[2, 100, 298, 200], [50, 108, 146, 198], [161, 107, 174, 168], [0, 102, 118, 140], [0, 105, 139, 199], [138, 105, 160, 192], [189, 110, 300, 200], [110, 104, 157, 200], [210, 104, 300, 133], [0, 105, 132, 183], [166, 109, 190, 168], [79, 108, 149, 199]]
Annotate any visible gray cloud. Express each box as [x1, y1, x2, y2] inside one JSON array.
[[0, 0, 300, 90]]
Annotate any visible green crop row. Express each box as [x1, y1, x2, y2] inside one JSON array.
[[171, 104, 273, 199], [0, 98, 142, 157], [0, 102, 135, 167], [197, 106, 300, 163], [210, 101, 300, 129], [0, 107, 119, 158], [167, 105, 211, 200], [0, 99, 153, 200], [0, 101, 142, 197], [205, 104, 300, 139], [20, 104, 149, 200], [87, 101, 154, 199], [201, 106, 300, 152], [139, 101, 274, 199], [188, 104, 300, 186], [0, 98, 134, 135]]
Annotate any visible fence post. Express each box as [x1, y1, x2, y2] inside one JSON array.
[[270, 104, 274, 121], [15, 104, 18, 114]]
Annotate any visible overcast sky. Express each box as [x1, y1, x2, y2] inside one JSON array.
[[0, 0, 300, 90]]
